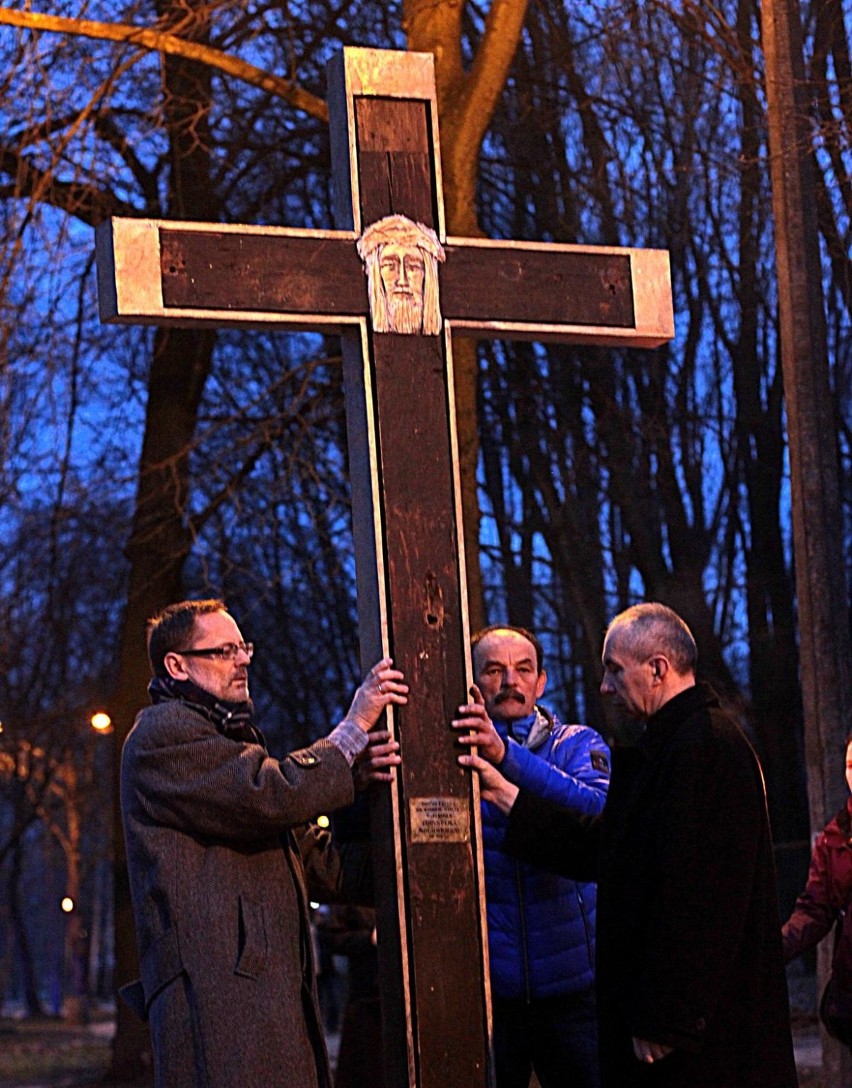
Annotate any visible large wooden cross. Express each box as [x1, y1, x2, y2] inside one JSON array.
[[97, 46, 672, 1088]]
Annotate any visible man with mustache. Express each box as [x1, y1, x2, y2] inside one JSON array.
[[119, 598, 406, 1088], [459, 604, 797, 1088], [452, 625, 610, 1088]]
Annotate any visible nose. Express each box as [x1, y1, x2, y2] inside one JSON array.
[[501, 667, 518, 687], [236, 647, 252, 665], [600, 674, 612, 695], [397, 260, 409, 287]]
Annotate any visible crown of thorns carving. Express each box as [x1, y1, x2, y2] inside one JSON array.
[[356, 215, 446, 261]]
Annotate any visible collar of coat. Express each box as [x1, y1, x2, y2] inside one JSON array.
[[148, 673, 265, 747], [638, 681, 720, 756], [512, 706, 555, 751]]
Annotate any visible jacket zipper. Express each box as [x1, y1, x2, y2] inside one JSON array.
[[578, 886, 593, 970]]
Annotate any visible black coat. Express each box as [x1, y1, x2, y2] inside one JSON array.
[[503, 683, 798, 1088]]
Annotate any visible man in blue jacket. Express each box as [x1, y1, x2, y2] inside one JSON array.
[[460, 605, 797, 1088], [453, 625, 610, 1088]]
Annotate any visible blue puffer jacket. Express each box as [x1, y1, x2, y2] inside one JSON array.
[[483, 707, 610, 1000]]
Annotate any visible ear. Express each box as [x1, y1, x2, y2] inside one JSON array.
[[649, 656, 669, 684], [164, 651, 190, 681], [535, 669, 547, 701]]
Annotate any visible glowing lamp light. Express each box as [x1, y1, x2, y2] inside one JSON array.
[[61, 897, 74, 913], [316, 814, 330, 829], [90, 712, 113, 733]]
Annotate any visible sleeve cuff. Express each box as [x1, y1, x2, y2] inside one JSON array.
[[328, 718, 370, 766], [499, 738, 523, 781]]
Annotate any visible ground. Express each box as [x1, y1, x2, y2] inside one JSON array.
[[0, 1006, 343, 1088], [0, 1003, 827, 1087], [0, 1012, 118, 1088]]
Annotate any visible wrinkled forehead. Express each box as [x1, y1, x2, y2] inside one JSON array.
[[474, 630, 538, 670]]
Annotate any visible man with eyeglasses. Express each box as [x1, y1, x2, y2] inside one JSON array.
[[119, 598, 406, 1088]]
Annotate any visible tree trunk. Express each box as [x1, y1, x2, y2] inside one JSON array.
[[9, 840, 44, 1018], [731, 0, 807, 843], [62, 760, 89, 1025], [761, 0, 852, 1081], [109, 0, 218, 1077]]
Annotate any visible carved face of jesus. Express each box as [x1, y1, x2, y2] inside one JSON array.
[[379, 243, 426, 333]]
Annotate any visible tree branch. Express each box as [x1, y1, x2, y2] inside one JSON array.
[[0, 8, 329, 121], [0, 144, 136, 225], [462, 0, 531, 155]]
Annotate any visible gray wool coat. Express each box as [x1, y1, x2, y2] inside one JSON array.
[[120, 699, 370, 1088]]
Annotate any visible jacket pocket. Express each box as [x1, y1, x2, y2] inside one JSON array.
[[235, 895, 267, 979]]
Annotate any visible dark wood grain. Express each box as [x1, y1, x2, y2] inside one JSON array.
[[160, 231, 366, 315], [442, 245, 635, 326]]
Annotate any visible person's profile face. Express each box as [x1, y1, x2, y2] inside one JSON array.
[[473, 630, 546, 723], [168, 610, 252, 702], [845, 741, 852, 795], [600, 629, 655, 721]]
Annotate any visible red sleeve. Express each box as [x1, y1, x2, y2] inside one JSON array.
[[782, 831, 841, 961]]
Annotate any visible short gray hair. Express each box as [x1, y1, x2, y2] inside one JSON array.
[[606, 603, 697, 676]]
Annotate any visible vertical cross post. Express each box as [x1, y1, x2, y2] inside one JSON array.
[[326, 48, 491, 1088]]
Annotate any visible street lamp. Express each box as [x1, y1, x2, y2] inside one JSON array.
[[90, 712, 112, 734]]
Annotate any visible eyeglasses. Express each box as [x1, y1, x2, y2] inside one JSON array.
[[177, 642, 254, 662]]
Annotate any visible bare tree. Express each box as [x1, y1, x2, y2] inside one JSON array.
[[762, 0, 852, 1079], [0, 4, 848, 1084]]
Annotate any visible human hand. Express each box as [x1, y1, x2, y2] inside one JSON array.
[[344, 658, 408, 733], [452, 685, 506, 764], [354, 729, 401, 788], [457, 751, 519, 814], [632, 1037, 674, 1064]]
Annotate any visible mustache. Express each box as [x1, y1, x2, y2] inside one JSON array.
[[494, 690, 525, 705]]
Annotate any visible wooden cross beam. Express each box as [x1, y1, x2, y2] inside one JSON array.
[[97, 46, 673, 1088]]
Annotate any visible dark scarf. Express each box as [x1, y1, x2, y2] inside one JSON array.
[[148, 673, 266, 748]]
